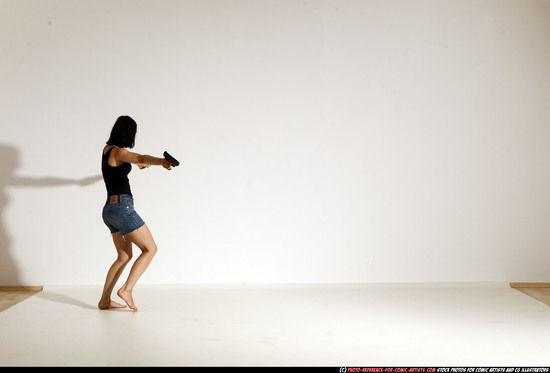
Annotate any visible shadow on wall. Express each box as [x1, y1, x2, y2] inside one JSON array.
[[0, 143, 102, 286]]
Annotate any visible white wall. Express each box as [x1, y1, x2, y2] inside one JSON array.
[[1, 0, 550, 286]]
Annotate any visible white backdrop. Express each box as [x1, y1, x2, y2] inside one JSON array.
[[1, 0, 550, 286]]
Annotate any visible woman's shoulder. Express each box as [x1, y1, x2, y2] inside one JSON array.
[[103, 145, 118, 155]]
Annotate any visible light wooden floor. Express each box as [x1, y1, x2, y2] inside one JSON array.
[[1, 285, 549, 312], [0, 288, 42, 312], [514, 287, 550, 307]]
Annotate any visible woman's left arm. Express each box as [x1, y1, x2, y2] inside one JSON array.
[[115, 148, 172, 170]]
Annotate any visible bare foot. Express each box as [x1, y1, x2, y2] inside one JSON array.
[[98, 299, 127, 310], [117, 288, 138, 311]]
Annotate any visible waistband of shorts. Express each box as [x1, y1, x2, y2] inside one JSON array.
[[107, 194, 133, 204]]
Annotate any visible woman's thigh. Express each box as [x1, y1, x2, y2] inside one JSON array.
[[125, 224, 157, 254], [112, 232, 132, 259]]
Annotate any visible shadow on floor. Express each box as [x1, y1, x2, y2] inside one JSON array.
[[37, 291, 98, 311]]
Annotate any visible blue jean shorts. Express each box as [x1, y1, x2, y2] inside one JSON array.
[[102, 194, 145, 235]]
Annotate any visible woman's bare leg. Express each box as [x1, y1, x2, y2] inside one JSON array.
[[98, 232, 133, 310], [117, 224, 157, 311]]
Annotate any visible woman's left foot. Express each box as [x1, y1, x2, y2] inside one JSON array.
[[98, 299, 127, 310]]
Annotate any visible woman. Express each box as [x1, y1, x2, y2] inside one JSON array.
[[98, 116, 172, 311]]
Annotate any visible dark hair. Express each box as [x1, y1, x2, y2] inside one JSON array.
[[106, 116, 137, 148]]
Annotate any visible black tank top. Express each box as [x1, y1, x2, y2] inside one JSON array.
[[102, 147, 132, 196]]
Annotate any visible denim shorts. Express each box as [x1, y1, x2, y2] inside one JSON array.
[[102, 194, 145, 235]]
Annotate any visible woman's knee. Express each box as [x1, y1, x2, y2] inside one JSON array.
[[146, 243, 158, 256], [136, 241, 157, 256], [117, 252, 132, 264]]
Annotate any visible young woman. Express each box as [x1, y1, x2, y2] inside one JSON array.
[[98, 116, 172, 311]]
